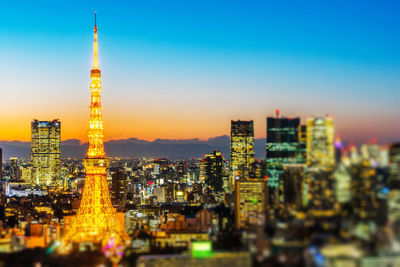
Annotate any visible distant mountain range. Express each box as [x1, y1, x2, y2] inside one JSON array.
[[0, 136, 266, 160]]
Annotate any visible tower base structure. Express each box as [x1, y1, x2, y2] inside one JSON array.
[[61, 158, 130, 251]]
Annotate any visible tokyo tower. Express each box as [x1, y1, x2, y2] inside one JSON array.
[[62, 14, 130, 249]]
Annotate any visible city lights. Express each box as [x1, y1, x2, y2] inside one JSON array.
[[0, 3, 399, 267]]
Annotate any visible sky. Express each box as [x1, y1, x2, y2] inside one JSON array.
[[0, 0, 399, 144]]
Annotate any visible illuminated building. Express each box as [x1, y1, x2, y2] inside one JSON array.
[[0, 148, 2, 179], [154, 231, 209, 249], [388, 143, 400, 222], [306, 116, 335, 172], [230, 120, 255, 190], [202, 150, 224, 193], [62, 15, 129, 250], [153, 186, 167, 203], [235, 177, 266, 229], [111, 169, 128, 209], [389, 143, 400, 187], [351, 160, 380, 220], [31, 120, 61, 186], [306, 116, 335, 217], [265, 110, 306, 209], [282, 164, 305, 212], [249, 159, 265, 179], [333, 164, 351, 203], [153, 158, 169, 185], [10, 157, 21, 180], [137, 251, 251, 267], [307, 170, 336, 218]]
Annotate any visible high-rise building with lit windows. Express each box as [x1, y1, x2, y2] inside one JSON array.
[[282, 164, 305, 212], [306, 116, 336, 218], [235, 177, 266, 229], [111, 169, 128, 209], [351, 160, 380, 220], [31, 119, 61, 186], [265, 111, 306, 210], [230, 120, 255, 190], [202, 150, 224, 193], [10, 157, 20, 180], [306, 116, 335, 172], [153, 158, 169, 185], [307, 170, 336, 217], [389, 143, 400, 187], [0, 148, 2, 179], [388, 143, 400, 222]]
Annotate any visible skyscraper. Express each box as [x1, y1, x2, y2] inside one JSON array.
[[153, 158, 169, 185], [0, 148, 2, 179], [388, 143, 400, 221], [351, 160, 380, 220], [202, 150, 224, 193], [9, 157, 20, 180], [307, 170, 336, 218], [306, 116, 335, 172], [230, 120, 255, 190], [111, 169, 128, 209], [31, 119, 61, 186], [265, 111, 306, 211], [282, 164, 305, 212], [389, 143, 400, 186], [63, 15, 129, 250], [306, 116, 336, 218], [235, 177, 266, 229], [333, 164, 351, 204]]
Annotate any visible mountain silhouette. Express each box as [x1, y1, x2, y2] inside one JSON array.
[[0, 136, 266, 160]]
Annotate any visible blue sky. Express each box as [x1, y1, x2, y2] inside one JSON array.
[[0, 0, 399, 143]]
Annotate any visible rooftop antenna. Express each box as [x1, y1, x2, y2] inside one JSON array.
[[275, 109, 280, 118]]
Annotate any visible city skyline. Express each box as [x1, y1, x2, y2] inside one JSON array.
[[0, 0, 399, 144], [1, 2, 400, 265]]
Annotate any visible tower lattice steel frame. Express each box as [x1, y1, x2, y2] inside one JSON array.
[[62, 14, 129, 249]]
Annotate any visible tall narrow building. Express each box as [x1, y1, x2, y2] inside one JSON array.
[[31, 119, 61, 186], [306, 116, 335, 172], [202, 150, 224, 193], [265, 111, 305, 211], [306, 116, 336, 217], [230, 120, 255, 190], [388, 143, 400, 221], [0, 148, 2, 179], [63, 14, 129, 249], [111, 169, 128, 209]]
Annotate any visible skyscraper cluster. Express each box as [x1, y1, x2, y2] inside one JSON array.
[[229, 112, 336, 222]]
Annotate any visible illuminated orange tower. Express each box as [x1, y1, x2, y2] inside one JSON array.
[[63, 13, 129, 249]]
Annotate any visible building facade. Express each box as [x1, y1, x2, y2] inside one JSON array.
[[202, 150, 224, 193], [306, 116, 336, 218], [111, 169, 128, 209], [230, 120, 255, 190], [31, 119, 61, 186], [306, 116, 335, 172], [235, 178, 266, 229], [265, 112, 306, 210]]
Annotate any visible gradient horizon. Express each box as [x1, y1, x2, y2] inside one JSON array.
[[0, 0, 399, 144]]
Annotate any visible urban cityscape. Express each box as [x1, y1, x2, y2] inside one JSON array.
[[0, 1, 399, 267]]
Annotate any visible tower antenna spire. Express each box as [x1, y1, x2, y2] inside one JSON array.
[[93, 12, 98, 69]]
